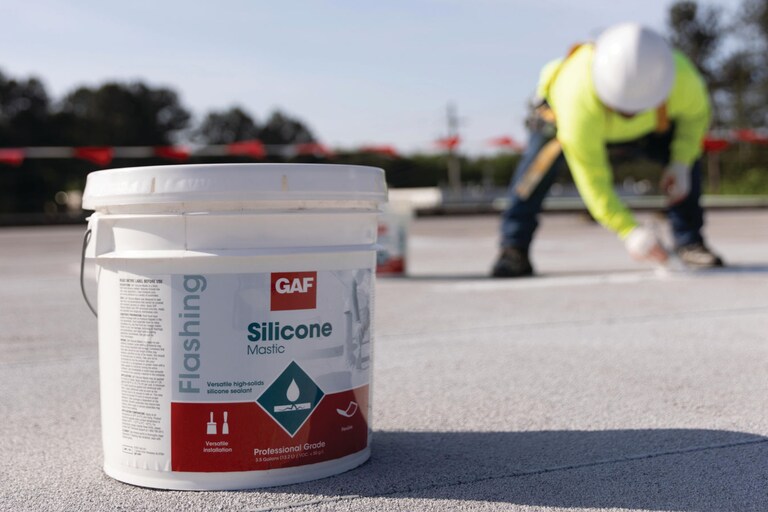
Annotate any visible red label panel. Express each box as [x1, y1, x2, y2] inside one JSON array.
[[171, 386, 369, 472], [270, 272, 317, 311]]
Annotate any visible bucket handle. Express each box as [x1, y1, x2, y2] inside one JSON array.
[[80, 228, 98, 317]]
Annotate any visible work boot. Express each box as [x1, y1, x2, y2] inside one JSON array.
[[491, 247, 533, 277], [675, 242, 724, 268]]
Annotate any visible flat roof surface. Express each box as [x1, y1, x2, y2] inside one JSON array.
[[2, 210, 767, 511]]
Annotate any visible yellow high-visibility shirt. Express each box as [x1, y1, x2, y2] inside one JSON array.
[[536, 44, 711, 238]]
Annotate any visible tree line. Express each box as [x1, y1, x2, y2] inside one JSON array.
[[0, 76, 316, 147], [0, 75, 326, 217], [2, 0, 768, 220]]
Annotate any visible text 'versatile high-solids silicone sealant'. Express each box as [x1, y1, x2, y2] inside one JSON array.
[[81, 164, 387, 490]]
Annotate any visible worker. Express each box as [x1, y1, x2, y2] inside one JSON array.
[[492, 22, 724, 277]]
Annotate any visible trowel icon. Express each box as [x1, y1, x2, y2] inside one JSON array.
[[336, 401, 358, 418]]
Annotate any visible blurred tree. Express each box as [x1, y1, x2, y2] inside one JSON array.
[[0, 69, 54, 145], [194, 106, 315, 149], [739, 0, 768, 127], [667, 1, 724, 83], [667, 0, 731, 129], [258, 110, 315, 145], [717, 50, 758, 127], [742, 0, 768, 44], [195, 106, 260, 144], [55, 82, 191, 145]]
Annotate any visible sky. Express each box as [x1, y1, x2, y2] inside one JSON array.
[[0, 0, 742, 155]]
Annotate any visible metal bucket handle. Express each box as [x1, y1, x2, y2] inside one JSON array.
[[80, 228, 98, 317]]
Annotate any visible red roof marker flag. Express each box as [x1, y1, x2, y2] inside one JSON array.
[[75, 147, 114, 166], [488, 136, 523, 151], [702, 137, 730, 153], [227, 140, 266, 159], [0, 148, 24, 166], [734, 129, 768, 144], [155, 146, 190, 161], [295, 142, 334, 157], [359, 145, 399, 157], [435, 135, 460, 150]]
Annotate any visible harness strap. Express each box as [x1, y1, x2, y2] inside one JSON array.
[[655, 103, 669, 133], [514, 139, 562, 200]]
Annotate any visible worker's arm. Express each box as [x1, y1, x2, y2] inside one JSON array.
[[563, 133, 667, 263], [557, 105, 638, 238], [659, 53, 711, 203], [562, 133, 666, 262], [668, 52, 711, 167], [564, 144, 637, 237]]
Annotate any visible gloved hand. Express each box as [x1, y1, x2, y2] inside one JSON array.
[[660, 162, 691, 204], [624, 225, 668, 263]]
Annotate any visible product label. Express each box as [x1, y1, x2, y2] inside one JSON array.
[[117, 276, 172, 468], [117, 269, 372, 472]]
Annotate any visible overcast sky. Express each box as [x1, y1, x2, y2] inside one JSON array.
[[0, 0, 742, 155]]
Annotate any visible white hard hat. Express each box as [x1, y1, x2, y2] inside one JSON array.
[[592, 23, 675, 113]]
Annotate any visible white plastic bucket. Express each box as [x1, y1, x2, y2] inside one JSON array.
[[376, 201, 412, 275], [81, 163, 387, 490]]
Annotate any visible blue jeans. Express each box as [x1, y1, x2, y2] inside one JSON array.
[[500, 125, 705, 250]]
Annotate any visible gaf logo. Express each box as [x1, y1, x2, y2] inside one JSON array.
[[271, 272, 317, 311]]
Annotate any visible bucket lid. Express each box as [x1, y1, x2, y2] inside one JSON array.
[[82, 164, 387, 210]]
